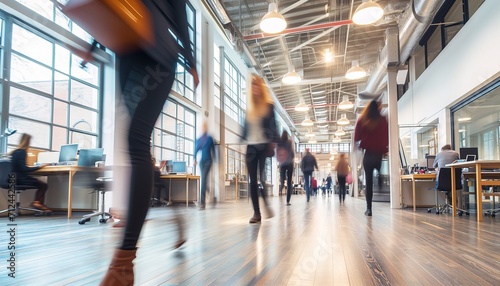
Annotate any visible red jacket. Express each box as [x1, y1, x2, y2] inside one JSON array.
[[311, 177, 318, 188], [354, 116, 388, 154]]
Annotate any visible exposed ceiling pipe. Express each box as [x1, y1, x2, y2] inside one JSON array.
[[244, 19, 353, 40], [359, 0, 445, 98]]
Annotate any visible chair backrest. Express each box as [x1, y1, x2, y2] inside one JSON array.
[[437, 167, 463, 192], [0, 159, 13, 189]]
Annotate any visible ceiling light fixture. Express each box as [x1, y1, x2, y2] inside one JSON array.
[[458, 117, 471, 122], [260, 3, 287, 34], [324, 48, 334, 62], [335, 127, 345, 137], [352, 0, 384, 25], [308, 138, 317, 144], [294, 101, 309, 112], [305, 130, 315, 137], [338, 95, 354, 110], [337, 113, 350, 125], [282, 66, 301, 84], [317, 124, 329, 128], [345, 60, 366, 80], [301, 115, 314, 127], [332, 136, 341, 143]]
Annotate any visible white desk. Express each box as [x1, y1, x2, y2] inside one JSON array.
[[400, 173, 436, 211], [33, 165, 104, 218], [446, 160, 500, 221], [160, 174, 200, 206]]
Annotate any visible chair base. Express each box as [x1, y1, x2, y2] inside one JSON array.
[[0, 205, 46, 217], [78, 188, 112, 224]]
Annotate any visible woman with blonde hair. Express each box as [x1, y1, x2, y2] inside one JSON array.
[[242, 74, 279, 223], [354, 100, 388, 216], [10, 133, 51, 212]]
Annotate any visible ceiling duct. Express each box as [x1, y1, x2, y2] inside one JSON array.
[[359, 0, 445, 98]]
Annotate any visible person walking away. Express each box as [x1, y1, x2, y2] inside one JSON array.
[[354, 100, 388, 216], [300, 148, 319, 202], [433, 144, 459, 188], [336, 153, 350, 204], [10, 133, 52, 213], [277, 131, 294, 205], [100, 0, 199, 284], [242, 74, 279, 223], [194, 121, 216, 210], [326, 173, 333, 196]]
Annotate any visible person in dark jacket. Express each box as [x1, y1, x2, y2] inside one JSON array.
[[300, 148, 318, 202], [335, 153, 350, 204], [242, 74, 279, 223], [10, 134, 51, 212], [100, 0, 199, 284], [277, 131, 294, 205], [194, 121, 216, 210], [354, 100, 388, 217]]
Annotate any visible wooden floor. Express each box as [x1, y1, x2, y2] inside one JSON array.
[[2, 194, 500, 286]]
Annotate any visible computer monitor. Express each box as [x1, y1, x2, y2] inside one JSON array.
[[78, 148, 104, 167], [426, 155, 436, 171], [460, 147, 479, 160], [59, 144, 79, 163], [172, 161, 187, 173]]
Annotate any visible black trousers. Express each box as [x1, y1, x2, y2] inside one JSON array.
[[363, 150, 383, 210], [119, 50, 176, 250], [246, 144, 269, 215], [337, 175, 346, 201], [279, 164, 293, 203]]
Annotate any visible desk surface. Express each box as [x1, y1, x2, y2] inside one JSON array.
[[33, 165, 103, 175], [401, 173, 436, 180], [160, 174, 200, 179], [446, 160, 500, 169]]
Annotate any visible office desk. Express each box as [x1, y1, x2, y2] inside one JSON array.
[[401, 173, 436, 211], [33, 165, 104, 218], [160, 174, 200, 206], [447, 160, 500, 221]]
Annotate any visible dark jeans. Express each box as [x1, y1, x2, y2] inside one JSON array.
[[363, 150, 383, 210], [337, 175, 346, 201], [119, 50, 176, 250], [279, 164, 293, 203], [303, 171, 312, 202], [199, 160, 212, 205], [246, 144, 269, 215]]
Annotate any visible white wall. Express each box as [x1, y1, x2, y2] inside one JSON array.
[[399, 0, 500, 148]]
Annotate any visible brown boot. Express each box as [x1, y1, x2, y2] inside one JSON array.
[[100, 248, 137, 286]]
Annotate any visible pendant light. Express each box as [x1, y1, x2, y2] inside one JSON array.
[[301, 115, 314, 127], [345, 60, 366, 80], [332, 136, 341, 143], [260, 3, 287, 34], [352, 0, 384, 25], [338, 95, 354, 110], [294, 101, 309, 112], [305, 130, 315, 137], [335, 126, 345, 137], [282, 66, 301, 84], [337, 113, 350, 125]]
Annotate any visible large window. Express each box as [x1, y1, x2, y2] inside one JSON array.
[[152, 99, 196, 170], [4, 19, 101, 151], [452, 79, 500, 160], [214, 44, 221, 109], [172, 2, 199, 105], [223, 58, 246, 125]]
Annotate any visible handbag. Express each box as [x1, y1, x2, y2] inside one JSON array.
[[62, 0, 154, 55]]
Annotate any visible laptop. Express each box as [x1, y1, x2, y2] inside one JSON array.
[[466, 154, 476, 162], [78, 148, 105, 167]]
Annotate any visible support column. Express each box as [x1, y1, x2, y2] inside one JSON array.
[[387, 67, 401, 208]]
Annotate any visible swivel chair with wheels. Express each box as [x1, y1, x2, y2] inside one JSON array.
[[0, 159, 45, 217], [78, 176, 113, 224], [427, 167, 468, 215]]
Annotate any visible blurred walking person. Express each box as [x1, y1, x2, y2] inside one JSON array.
[[354, 100, 388, 216], [336, 153, 350, 204], [100, 0, 199, 284], [242, 74, 279, 223], [300, 148, 318, 202], [194, 121, 216, 210], [277, 131, 294, 205]]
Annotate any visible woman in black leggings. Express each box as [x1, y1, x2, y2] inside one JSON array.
[[100, 1, 198, 285]]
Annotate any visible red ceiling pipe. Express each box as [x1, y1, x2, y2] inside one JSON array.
[[243, 19, 353, 40]]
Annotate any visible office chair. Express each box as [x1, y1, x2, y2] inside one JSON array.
[[0, 159, 45, 217], [483, 186, 500, 217], [427, 167, 466, 215], [75, 172, 113, 224], [150, 169, 168, 207]]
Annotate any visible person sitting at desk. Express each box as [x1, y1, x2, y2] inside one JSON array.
[[433, 144, 460, 187], [10, 133, 51, 213]]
